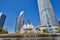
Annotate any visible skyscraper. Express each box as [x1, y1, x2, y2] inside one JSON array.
[[37, 0, 59, 27], [15, 11, 24, 32], [0, 12, 6, 28], [58, 21, 60, 26]]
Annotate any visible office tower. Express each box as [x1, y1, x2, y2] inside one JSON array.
[[0, 12, 6, 28], [58, 21, 60, 26], [15, 11, 24, 32], [37, 0, 59, 27], [15, 18, 18, 32]]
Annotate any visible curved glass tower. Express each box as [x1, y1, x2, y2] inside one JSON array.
[[15, 11, 24, 32], [37, 0, 59, 27]]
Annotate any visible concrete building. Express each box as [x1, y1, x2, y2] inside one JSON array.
[[21, 20, 34, 33], [37, 0, 59, 26], [37, 0, 59, 33], [38, 25, 58, 33], [15, 11, 24, 32], [0, 12, 6, 28]]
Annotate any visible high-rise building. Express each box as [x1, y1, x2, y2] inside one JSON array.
[[37, 0, 59, 33], [0, 12, 6, 28], [15, 18, 18, 32], [58, 21, 60, 26], [37, 0, 59, 27], [15, 11, 24, 32]]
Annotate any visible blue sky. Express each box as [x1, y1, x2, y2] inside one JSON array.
[[0, 0, 60, 33]]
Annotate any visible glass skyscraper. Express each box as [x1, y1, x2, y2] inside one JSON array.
[[58, 21, 60, 26], [15, 11, 24, 32], [0, 12, 6, 28], [37, 0, 59, 27]]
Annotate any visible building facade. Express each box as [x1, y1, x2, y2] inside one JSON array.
[[0, 12, 6, 28], [15, 11, 24, 32], [37, 0, 59, 33], [58, 21, 60, 26], [37, 0, 59, 26], [20, 20, 35, 33]]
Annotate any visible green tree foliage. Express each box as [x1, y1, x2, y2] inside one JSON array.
[[58, 27, 60, 33], [0, 27, 3, 32], [0, 27, 8, 34], [43, 29, 48, 33], [36, 27, 40, 31], [2, 29, 8, 34]]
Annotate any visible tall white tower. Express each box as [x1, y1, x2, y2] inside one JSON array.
[[18, 11, 24, 30], [37, 0, 59, 27], [15, 11, 24, 32]]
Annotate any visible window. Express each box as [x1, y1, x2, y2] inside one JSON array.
[[48, 25, 51, 27]]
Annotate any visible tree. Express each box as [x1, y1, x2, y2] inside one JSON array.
[[2, 29, 8, 34], [0, 27, 3, 34], [0, 27, 8, 34], [43, 29, 48, 33], [36, 27, 40, 31], [58, 27, 60, 33]]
